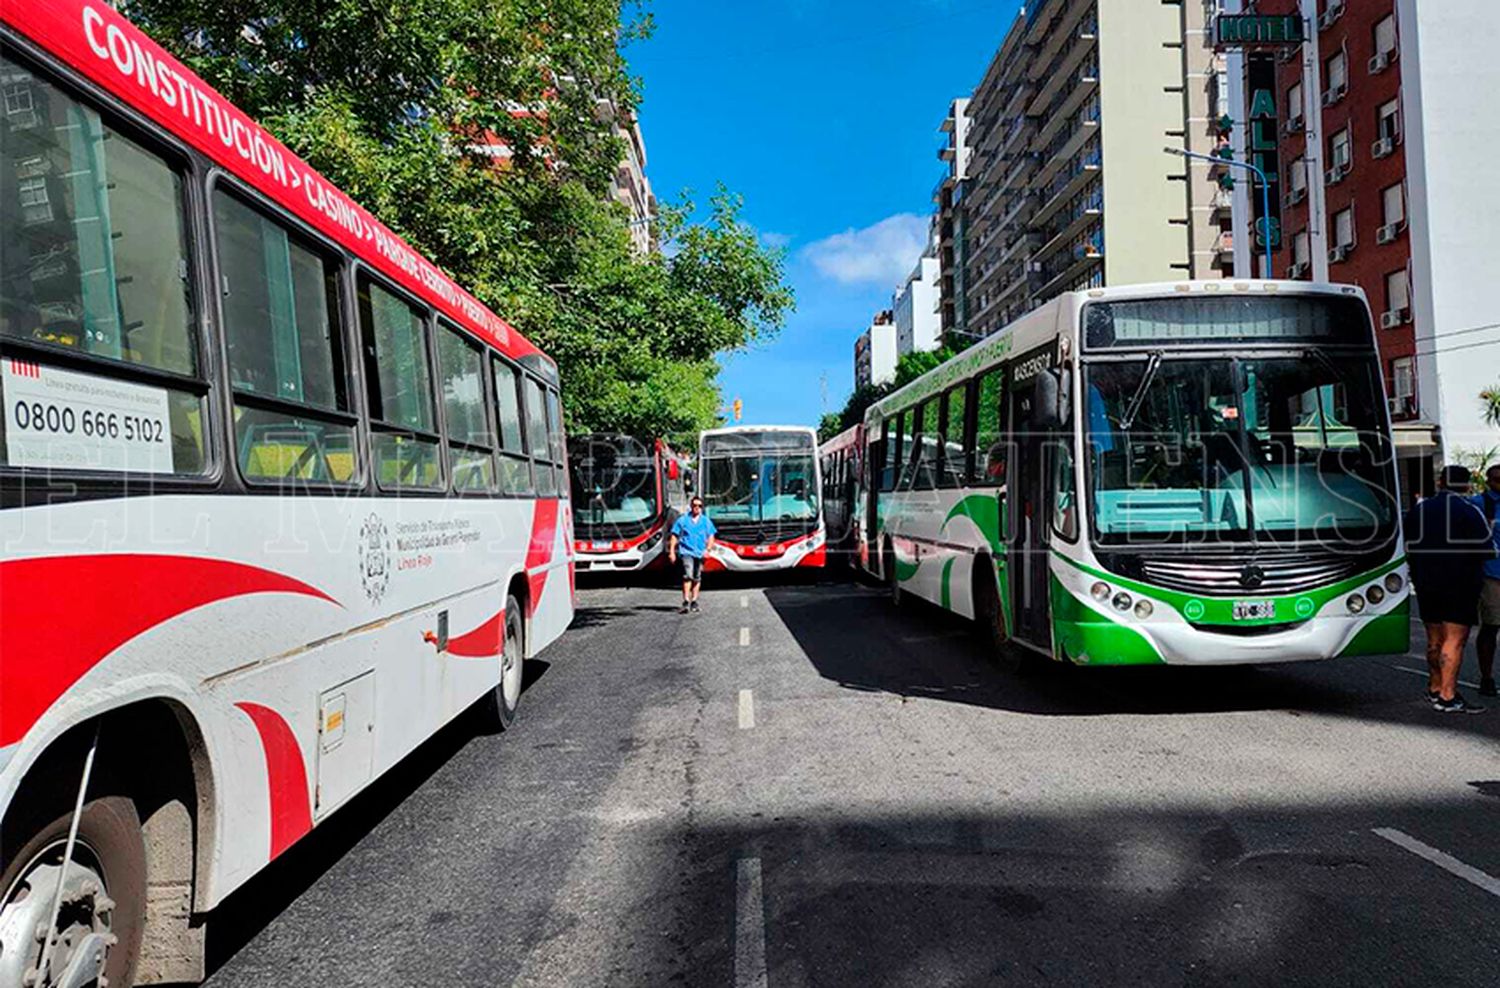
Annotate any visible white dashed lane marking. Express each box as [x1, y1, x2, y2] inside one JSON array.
[[739, 626, 751, 647], [735, 857, 768, 988], [1374, 828, 1500, 899], [741, 595, 749, 608], [738, 689, 755, 729]]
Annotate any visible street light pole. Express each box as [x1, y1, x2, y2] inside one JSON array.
[[1164, 145, 1275, 280]]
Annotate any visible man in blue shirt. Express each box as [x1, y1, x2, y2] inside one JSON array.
[[1473, 464, 1500, 696], [669, 496, 717, 614], [1405, 464, 1496, 712]]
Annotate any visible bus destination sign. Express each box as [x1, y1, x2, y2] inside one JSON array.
[[1215, 14, 1305, 49]]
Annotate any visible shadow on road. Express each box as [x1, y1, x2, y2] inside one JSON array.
[[763, 583, 1500, 739]]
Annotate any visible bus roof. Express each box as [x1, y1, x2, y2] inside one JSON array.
[[867, 279, 1370, 420], [700, 425, 818, 438], [818, 424, 863, 456], [4, 0, 548, 367]]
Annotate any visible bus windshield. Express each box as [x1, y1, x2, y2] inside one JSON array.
[[1084, 352, 1398, 545], [700, 432, 819, 531], [569, 437, 659, 536]]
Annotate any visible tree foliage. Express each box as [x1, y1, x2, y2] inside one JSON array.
[[121, 0, 793, 440], [820, 348, 957, 441], [1482, 385, 1500, 430]]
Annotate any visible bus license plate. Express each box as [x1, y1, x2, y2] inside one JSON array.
[[591, 541, 613, 551], [1233, 600, 1276, 621]]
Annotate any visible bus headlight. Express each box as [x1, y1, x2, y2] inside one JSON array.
[[1112, 592, 1133, 612], [1366, 585, 1386, 605], [1091, 582, 1111, 602], [1134, 599, 1154, 619], [1346, 593, 1366, 614], [1384, 572, 1404, 594]]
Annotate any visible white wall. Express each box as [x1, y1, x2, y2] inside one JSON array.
[[894, 255, 942, 356], [869, 320, 898, 387], [1398, 0, 1500, 456]]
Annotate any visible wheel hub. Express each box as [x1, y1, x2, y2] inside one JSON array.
[[0, 843, 116, 988]]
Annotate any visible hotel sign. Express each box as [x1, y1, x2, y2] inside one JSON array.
[[1215, 14, 1305, 49]]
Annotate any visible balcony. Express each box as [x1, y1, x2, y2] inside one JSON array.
[[1031, 147, 1101, 229], [1209, 188, 1234, 223], [1030, 117, 1100, 192], [1026, 36, 1098, 119]]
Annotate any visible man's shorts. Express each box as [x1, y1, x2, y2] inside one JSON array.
[[680, 554, 705, 583], [1482, 578, 1500, 626]]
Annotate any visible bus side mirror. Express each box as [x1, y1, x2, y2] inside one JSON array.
[[1033, 369, 1070, 429]]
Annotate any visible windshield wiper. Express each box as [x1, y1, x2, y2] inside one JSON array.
[[1119, 350, 1163, 431]]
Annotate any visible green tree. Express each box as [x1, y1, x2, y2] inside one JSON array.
[[121, 0, 792, 438], [1482, 385, 1500, 429]]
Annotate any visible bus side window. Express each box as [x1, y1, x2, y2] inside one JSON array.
[[522, 376, 556, 496], [940, 384, 967, 489], [491, 357, 532, 495], [897, 405, 924, 491], [545, 386, 567, 499], [436, 324, 497, 493], [214, 189, 357, 486], [972, 368, 1006, 487], [0, 54, 210, 477], [358, 278, 443, 490]]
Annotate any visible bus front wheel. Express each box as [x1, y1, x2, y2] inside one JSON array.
[[0, 795, 146, 988]]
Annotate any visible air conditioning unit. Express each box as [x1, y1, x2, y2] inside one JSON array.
[[1328, 244, 1352, 263], [1368, 51, 1391, 74], [1287, 261, 1309, 279], [1372, 137, 1395, 159], [1388, 395, 1415, 417], [1322, 85, 1347, 107], [1283, 115, 1305, 135], [1376, 222, 1403, 244], [1319, 0, 1346, 30], [1380, 307, 1411, 329], [1325, 164, 1349, 185], [1285, 186, 1307, 206]]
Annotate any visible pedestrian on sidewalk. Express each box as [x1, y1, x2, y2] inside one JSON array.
[[669, 496, 717, 614], [1472, 463, 1500, 697], [1404, 465, 1496, 713]]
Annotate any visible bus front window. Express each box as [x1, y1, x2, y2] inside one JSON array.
[[702, 453, 820, 525], [1085, 353, 1397, 546]]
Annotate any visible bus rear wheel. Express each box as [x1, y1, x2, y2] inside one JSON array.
[[885, 540, 903, 608], [974, 561, 1031, 675], [0, 796, 146, 988], [478, 593, 525, 732]]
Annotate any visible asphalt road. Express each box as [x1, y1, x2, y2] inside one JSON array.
[[205, 572, 1500, 987]]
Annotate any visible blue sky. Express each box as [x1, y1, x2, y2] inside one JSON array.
[[628, 0, 1021, 427]]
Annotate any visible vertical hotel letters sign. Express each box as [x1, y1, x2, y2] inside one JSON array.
[[1247, 54, 1283, 254]]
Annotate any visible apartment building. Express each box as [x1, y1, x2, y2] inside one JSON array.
[[894, 255, 942, 357], [958, 0, 1216, 341], [933, 98, 971, 337], [599, 97, 657, 254], [854, 311, 898, 391], [1239, 0, 1500, 495]]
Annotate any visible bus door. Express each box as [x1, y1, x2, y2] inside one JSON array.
[[1008, 371, 1052, 645]]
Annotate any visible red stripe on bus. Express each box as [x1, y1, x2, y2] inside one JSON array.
[[524, 500, 560, 616], [446, 612, 503, 658], [234, 702, 313, 860], [0, 554, 338, 747]]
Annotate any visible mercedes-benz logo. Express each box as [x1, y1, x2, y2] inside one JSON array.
[[1240, 564, 1265, 590]]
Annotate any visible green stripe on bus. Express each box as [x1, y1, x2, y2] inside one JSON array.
[[941, 494, 1001, 551], [1049, 574, 1164, 666], [940, 557, 955, 610], [1050, 551, 1404, 627], [1337, 601, 1412, 656]]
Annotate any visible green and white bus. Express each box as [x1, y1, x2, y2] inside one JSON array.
[[855, 281, 1410, 668]]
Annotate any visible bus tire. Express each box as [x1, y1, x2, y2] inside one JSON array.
[[974, 561, 1032, 675], [478, 594, 526, 732], [0, 795, 147, 988], [885, 540, 903, 608]]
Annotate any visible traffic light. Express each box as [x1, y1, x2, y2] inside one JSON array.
[[732, 398, 742, 422]]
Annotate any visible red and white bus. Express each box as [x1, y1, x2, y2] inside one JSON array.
[[0, 4, 574, 984], [818, 424, 865, 569], [698, 425, 826, 572], [569, 434, 689, 573]]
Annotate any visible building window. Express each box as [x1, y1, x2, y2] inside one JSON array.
[[1333, 207, 1355, 249], [1326, 51, 1347, 95], [1293, 231, 1311, 267], [1391, 357, 1415, 417], [1330, 128, 1352, 171], [1385, 270, 1410, 314], [1377, 99, 1401, 142], [1287, 82, 1303, 122], [1290, 157, 1307, 194], [1374, 14, 1398, 56], [1382, 183, 1406, 228]]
